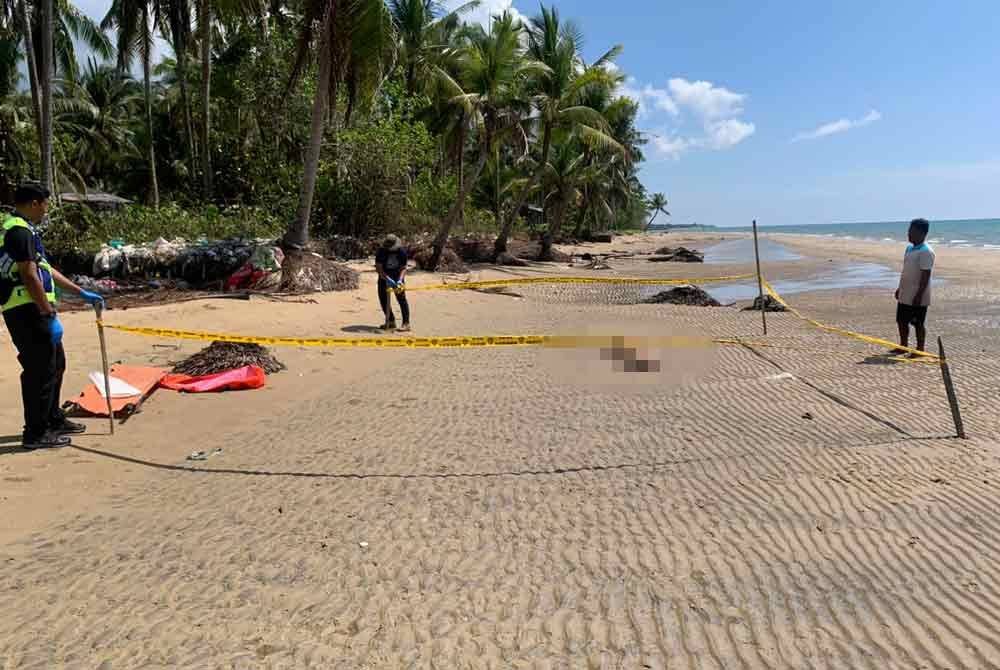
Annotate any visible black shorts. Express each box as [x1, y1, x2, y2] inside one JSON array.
[[896, 303, 928, 327]]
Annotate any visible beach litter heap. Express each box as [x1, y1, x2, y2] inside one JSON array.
[[649, 247, 704, 263], [743, 295, 788, 312], [643, 285, 721, 307], [280, 251, 361, 293], [172, 341, 286, 377]]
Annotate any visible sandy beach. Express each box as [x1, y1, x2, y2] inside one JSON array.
[[3, 231, 1000, 669]]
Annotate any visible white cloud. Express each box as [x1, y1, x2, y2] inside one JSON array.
[[705, 119, 756, 149], [643, 85, 679, 116], [792, 109, 882, 142], [444, 0, 526, 27], [649, 133, 693, 160], [666, 78, 746, 120], [624, 77, 754, 158]]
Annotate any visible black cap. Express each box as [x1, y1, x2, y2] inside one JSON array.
[[14, 182, 51, 205]]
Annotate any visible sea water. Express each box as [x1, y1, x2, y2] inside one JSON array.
[[729, 218, 1000, 248]]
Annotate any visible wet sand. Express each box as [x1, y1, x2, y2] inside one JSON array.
[[3, 232, 1000, 668]]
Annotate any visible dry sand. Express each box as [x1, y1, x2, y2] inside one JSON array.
[[3, 232, 1000, 668]]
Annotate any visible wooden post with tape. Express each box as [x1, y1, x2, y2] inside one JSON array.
[[938, 337, 966, 439], [752, 219, 767, 335], [94, 303, 115, 435]]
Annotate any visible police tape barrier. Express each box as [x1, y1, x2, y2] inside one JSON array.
[[395, 274, 755, 293], [760, 279, 939, 362], [99, 322, 720, 351]]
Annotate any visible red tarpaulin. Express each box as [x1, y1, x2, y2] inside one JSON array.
[[160, 365, 267, 393]]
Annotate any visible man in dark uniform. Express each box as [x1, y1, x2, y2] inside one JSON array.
[[374, 234, 411, 332], [2, 183, 105, 449]]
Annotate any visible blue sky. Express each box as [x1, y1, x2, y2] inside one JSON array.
[[73, 0, 1000, 227]]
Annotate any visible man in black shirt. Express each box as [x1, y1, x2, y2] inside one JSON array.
[[2, 183, 105, 449], [374, 234, 410, 331]]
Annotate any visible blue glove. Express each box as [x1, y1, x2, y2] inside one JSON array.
[[385, 278, 398, 289], [49, 316, 64, 346], [79, 289, 104, 306]]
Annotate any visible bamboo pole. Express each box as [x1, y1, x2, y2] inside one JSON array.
[[94, 303, 115, 435], [938, 337, 966, 439], [752, 219, 767, 336]]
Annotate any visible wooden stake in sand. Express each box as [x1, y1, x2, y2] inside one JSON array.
[[752, 219, 768, 336], [94, 302, 115, 435], [938, 337, 966, 439]]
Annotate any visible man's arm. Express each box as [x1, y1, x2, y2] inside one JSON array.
[[51, 267, 83, 295], [15, 261, 56, 316], [912, 269, 932, 306]]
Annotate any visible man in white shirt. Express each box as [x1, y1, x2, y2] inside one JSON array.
[[895, 218, 934, 352]]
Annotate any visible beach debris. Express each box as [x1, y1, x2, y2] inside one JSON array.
[[359, 541, 369, 549], [590, 232, 613, 243], [642, 285, 721, 307], [496, 251, 528, 267], [765, 372, 796, 382], [171, 342, 285, 376], [802, 412, 814, 420], [279, 251, 360, 293], [649, 247, 704, 263], [225, 245, 284, 292], [187, 448, 223, 461], [583, 258, 613, 270], [410, 245, 470, 273], [743, 295, 788, 312]]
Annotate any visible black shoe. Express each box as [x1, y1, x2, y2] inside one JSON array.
[[22, 431, 71, 451], [380, 321, 397, 331], [51, 419, 86, 435]]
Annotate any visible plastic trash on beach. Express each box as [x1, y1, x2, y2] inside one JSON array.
[[88, 372, 142, 398]]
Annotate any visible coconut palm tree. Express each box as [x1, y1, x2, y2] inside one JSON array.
[[426, 11, 540, 270], [55, 58, 141, 184], [158, 0, 195, 170], [645, 192, 669, 230], [103, 0, 161, 205], [492, 4, 621, 257], [6, 0, 112, 188], [283, 0, 395, 252], [388, 0, 478, 96]]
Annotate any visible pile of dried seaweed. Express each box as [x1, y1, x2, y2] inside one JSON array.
[[642, 285, 721, 306], [172, 341, 286, 376], [743, 295, 788, 312]]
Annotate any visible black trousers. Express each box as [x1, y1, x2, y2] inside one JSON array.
[[377, 277, 410, 323], [3, 305, 66, 439]]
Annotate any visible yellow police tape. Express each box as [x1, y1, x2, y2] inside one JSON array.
[[98, 322, 718, 351], [761, 279, 938, 362], [394, 274, 755, 293]]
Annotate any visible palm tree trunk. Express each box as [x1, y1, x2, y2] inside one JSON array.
[[539, 198, 566, 261], [284, 7, 333, 249], [430, 141, 490, 271], [178, 49, 197, 175], [142, 8, 160, 207], [38, 0, 54, 192], [17, 0, 43, 142], [494, 121, 551, 257], [199, 0, 213, 199], [644, 209, 659, 231]]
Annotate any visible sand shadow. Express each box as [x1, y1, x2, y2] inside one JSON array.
[[0, 434, 23, 446], [341, 325, 384, 334], [472, 288, 524, 299], [0, 445, 26, 456]]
